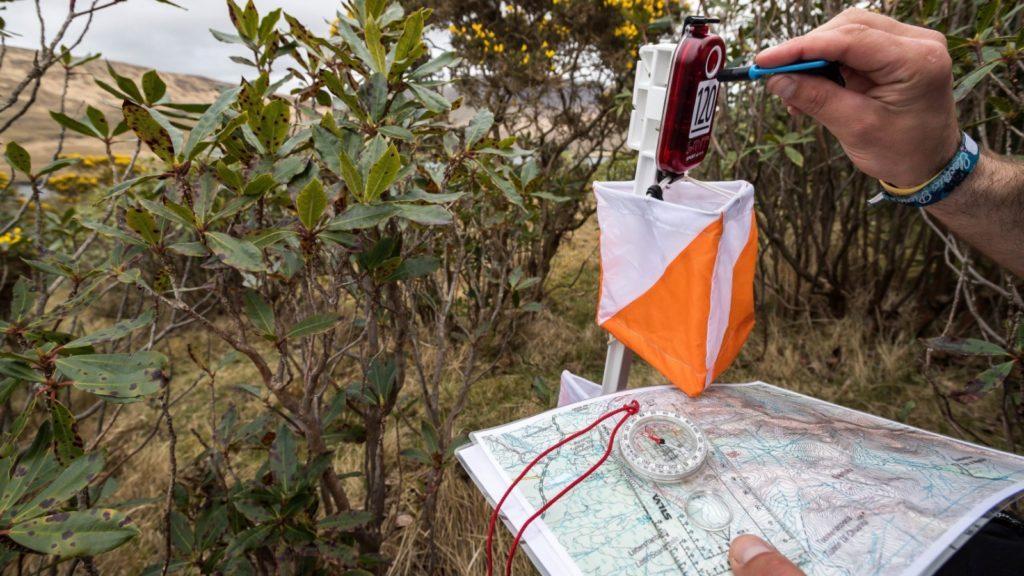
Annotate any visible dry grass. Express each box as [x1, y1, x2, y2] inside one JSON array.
[[91, 216, 1006, 575]]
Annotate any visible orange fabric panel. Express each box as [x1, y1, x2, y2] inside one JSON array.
[[712, 212, 758, 379], [600, 218, 724, 396]]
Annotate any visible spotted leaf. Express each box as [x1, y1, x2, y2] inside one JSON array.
[[122, 100, 175, 164], [9, 509, 138, 557]]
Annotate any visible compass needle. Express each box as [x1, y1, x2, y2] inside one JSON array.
[[618, 409, 709, 483]]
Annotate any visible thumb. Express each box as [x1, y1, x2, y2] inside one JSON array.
[[764, 73, 879, 138], [729, 535, 804, 576]]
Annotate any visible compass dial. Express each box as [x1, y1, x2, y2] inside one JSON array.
[[618, 409, 708, 483]]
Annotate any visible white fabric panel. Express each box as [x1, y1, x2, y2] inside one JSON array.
[[594, 180, 750, 325], [557, 370, 603, 407], [698, 182, 755, 385]]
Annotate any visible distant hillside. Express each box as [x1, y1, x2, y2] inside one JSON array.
[[0, 46, 228, 158]]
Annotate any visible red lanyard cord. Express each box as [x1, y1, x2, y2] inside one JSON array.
[[485, 400, 641, 576]]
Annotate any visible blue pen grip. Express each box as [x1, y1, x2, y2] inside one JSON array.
[[750, 60, 845, 86]]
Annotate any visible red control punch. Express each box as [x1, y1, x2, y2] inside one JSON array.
[[656, 16, 725, 177]]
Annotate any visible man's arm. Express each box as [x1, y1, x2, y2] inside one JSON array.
[[755, 7, 1024, 276], [927, 152, 1024, 276]]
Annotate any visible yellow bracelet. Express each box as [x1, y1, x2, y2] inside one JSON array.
[[878, 170, 942, 197]]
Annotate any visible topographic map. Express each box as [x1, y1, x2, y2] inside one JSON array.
[[458, 375, 1024, 576]]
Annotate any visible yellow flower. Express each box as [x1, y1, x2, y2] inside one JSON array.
[[545, 49, 556, 58], [0, 226, 23, 250]]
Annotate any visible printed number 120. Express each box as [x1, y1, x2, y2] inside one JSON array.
[[688, 79, 719, 138]]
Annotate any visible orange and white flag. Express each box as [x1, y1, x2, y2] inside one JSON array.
[[595, 179, 757, 397]]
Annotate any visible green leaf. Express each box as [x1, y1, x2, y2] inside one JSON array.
[[248, 229, 297, 249], [168, 241, 207, 257], [243, 291, 275, 338], [394, 11, 425, 62], [169, 510, 193, 554], [141, 70, 167, 104], [953, 61, 1001, 102], [243, 173, 278, 197], [363, 18, 387, 74], [295, 177, 328, 229], [224, 524, 273, 558], [107, 63, 144, 102], [385, 256, 439, 282], [0, 419, 51, 506], [378, 125, 413, 140], [9, 509, 138, 557], [475, 161, 523, 207], [407, 82, 449, 113], [364, 145, 401, 202], [4, 142, 31, 176], [0, 360, 44, 383], [784, 146, 804, 167], [122, 100, 175, 164], [10, 276, 34, 322], [147, 107, 183, 157], [85, 106, 110, 137], [102, 174, 159, 200], [14, 452, 103, 521], [410, 52, 458, 79], [395, 204, 451, 226], [256, 98, 290, 152], [952, 360, 1017, 403], [311, 124, 343, 175], [64, 309, 155, 349], [327, 204, 398, 231], [48, 402, 83, 465], [210, 27, 244, 44], [400, 447, 431, 465], [925, 337, 1009, 357], [269, 424, 297, 493], [205, 232, 266, 272], [35, 158, 78, 178], [272, 155, 306, 183], [318, 510, 373, 531], [49, 112, 101, 138], [286, 314, 340, 340], [338, 148, 364, 199], [138, 198, 194, 228], [125, 207, 161, 245], [184, 86, 241, 160], [55, 352, 166, 401], [465, 109, 494, 148]]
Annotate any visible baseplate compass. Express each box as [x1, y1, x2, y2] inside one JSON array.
[[618, 409, 708, 483]]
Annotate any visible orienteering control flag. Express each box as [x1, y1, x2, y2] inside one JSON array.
[[595, 179, 757, 397]]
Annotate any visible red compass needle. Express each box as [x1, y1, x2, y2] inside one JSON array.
[[644, 428, 665, 444]]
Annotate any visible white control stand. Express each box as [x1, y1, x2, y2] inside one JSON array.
[[600, 43, 677, 396]]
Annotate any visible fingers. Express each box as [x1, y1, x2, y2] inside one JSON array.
[[756, 25, 921, 83], [729, 535, 805, 576], [764, 73, 881, 133], [814, 7, 946, 45]]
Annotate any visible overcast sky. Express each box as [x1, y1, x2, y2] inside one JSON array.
[[2, 1, 341, 82]]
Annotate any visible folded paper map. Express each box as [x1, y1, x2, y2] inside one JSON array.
[[458, 372, 1024, 575]]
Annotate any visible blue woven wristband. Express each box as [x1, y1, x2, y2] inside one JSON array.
[[869, 132, 980, 208]]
